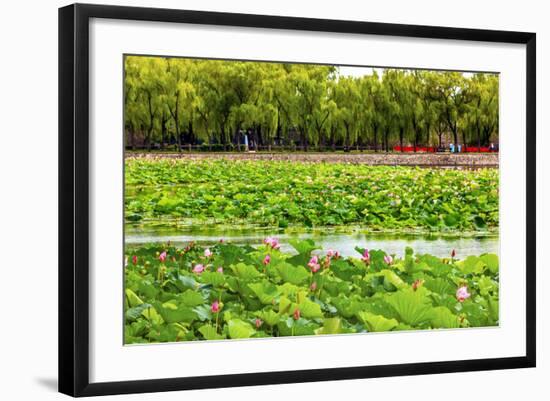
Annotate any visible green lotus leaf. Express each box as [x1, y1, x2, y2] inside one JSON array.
[[275, 263, 310, 285], [152, 301, 197, 324], [357, 312, 399, 332], [230, 263, 263, 281], [386, 288, 433, 326], [480, 253, 499, 274], [315, 318, 343, 335], [429, 306, 459, 329], [227, 319, 256, 339], [248, 281, 281, 304], [198, 324, 224, 340], [177, 290, 205, 307]]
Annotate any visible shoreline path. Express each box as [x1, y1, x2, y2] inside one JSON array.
[[126, 152, 499, 168]]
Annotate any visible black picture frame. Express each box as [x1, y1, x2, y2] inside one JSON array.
[[58, 3, 536, 397]]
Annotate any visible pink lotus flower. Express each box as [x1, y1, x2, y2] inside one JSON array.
[[263, 254, 271, 265], [211, 301, 220, 313], [384, 254, 393, 265], [159, 251, 167, 263], [308, 255, 321, 273], [327, 249, 340, 258], [204, 248, 213, 258], [216, 266, 223, 273], [255, 318, 263, 329], [132, 255, 138, 265], [451, 249, 456, 258], [456, 286, 471, 302], [293, 308, 301, 320], [310, 282, 317, 291], [193, 264, 205, 274], [361, 249, 371, 263], [264, 237, 281, 250]]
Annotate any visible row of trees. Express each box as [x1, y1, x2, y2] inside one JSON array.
[[124, 56, 499, 151]]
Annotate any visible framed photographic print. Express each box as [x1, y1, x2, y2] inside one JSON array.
[[58, 3, 536, 397]]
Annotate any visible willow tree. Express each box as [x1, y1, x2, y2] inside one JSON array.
[[290, 65, 336, 150], [250, 66, 279, 149], [464, 73, 499, 149], [417, 71, 439, 148], [123, 55, 499, 151], [425, 71, 470, 146], [332, 76, 361, 149], [161, 58, 197, 150], [124, 57, 141, 149], [359, 72, 389, 151], [124, 57, 165, 149], [384, 70, 410, 151]]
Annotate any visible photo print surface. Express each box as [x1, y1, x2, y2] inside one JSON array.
[[123, 55, 499, 344]]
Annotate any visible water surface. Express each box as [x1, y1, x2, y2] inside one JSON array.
[[125, 224, 498, 258]]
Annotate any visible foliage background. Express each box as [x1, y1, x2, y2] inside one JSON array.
[[0, 0, 546, 401], [124, 56, 498, 151]]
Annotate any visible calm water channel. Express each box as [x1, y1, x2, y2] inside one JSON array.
[[125, 224, 498, 258]]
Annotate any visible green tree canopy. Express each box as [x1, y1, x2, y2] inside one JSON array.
[[124, 56, 499, 151]]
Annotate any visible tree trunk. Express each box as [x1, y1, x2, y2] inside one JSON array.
[[483, 127, 492, 147], [414, 132, 418, 152], [373, 124, 378, 152], [298, 127, 305, 151], [187, 121, 194, 145], [345, 124, 350, 151], [220, 125, 227, 151], [176, 127, 181, 152], [146, 93, 155, 150], [234, 125, 241, 151], [129, 129, 135, 150], [161, 117, 167, 150], [257, 125, 263, 149], [174, 94, 181, 152], [425, 123, 431, 149], [452, 127, 458, 147]]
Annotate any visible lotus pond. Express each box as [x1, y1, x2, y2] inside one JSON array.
[[124, 239, 499, 343], [124, 158, 499, 343], [125, 159, 499, 232]]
